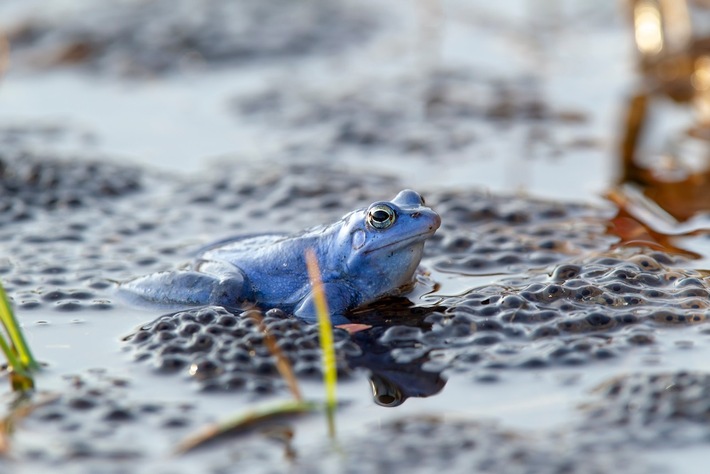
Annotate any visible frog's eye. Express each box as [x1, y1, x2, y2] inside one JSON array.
[[367, 204, 396, 230]]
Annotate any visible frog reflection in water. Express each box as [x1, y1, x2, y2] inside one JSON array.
[[120, 190, 441, 323]]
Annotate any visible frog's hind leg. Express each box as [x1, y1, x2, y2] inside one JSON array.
[[119, 269, 245, 308], [195, 259, 249, 306]]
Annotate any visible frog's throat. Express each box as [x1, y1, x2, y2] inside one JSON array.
[[362, 231, 434, 255]]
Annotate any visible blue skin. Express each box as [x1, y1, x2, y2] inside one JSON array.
[[120, 190, 440, 323]]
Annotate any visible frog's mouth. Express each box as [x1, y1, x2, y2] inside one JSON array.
[[363, 230, 435, 254]]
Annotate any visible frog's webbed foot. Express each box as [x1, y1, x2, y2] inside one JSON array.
[[294, 283, 357, 324], [119, 269, 245, 308]]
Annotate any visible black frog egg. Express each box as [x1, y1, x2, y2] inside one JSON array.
[[155, 354, 190, 373], [54, 300, 83, 311], [188, 357, 222, 380], [246, 377, 277, 395], [628, 255, 662, 272], [188, 333, 215, 352], [178, 322, 202, 337], [550, 264, 582, 281]]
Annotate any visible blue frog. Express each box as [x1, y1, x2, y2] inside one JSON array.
[[120, 190, 441, 323]]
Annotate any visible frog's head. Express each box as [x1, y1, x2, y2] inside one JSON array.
[[337, 189, 441, 302]]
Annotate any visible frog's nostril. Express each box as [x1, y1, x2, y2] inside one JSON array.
[[411, 212, 421, 218]]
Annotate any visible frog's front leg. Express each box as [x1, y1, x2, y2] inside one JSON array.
[[294, 282, 358, 324], [120, 261, 246, 308]]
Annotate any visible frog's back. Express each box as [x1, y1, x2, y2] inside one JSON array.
[[198, 231, 325, 309], [197, 233, 288, 258], [200, 229, 328, 267]]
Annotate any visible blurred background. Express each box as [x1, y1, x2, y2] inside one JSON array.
[[0, 0, 630, 201], [0, 0, 708, 215]]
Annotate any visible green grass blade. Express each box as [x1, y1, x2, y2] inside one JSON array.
[[0, 284, 38, 371], [305, 249, 338, 438]]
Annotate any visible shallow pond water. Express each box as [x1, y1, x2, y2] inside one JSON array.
[[1, 1, 710, 473]]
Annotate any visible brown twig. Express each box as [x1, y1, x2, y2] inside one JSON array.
[[248, 312, 302, 403], [0, 31, 9, 85]]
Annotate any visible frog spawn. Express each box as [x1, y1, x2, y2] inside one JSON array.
[[14, 371, 195, 462], [0, 150, 141, 225], [294, 416, 646, 474], [404, 252, 710, 376], [579, 371, 710, 446], [7, 0, 376, 77], [120, 249, 710, 395], [126, 306, 360, 393], [294, 371, 710, 474], [232, 68, 591, 157], [424, 189, 617, 274], [16, 369, 687, 472]]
